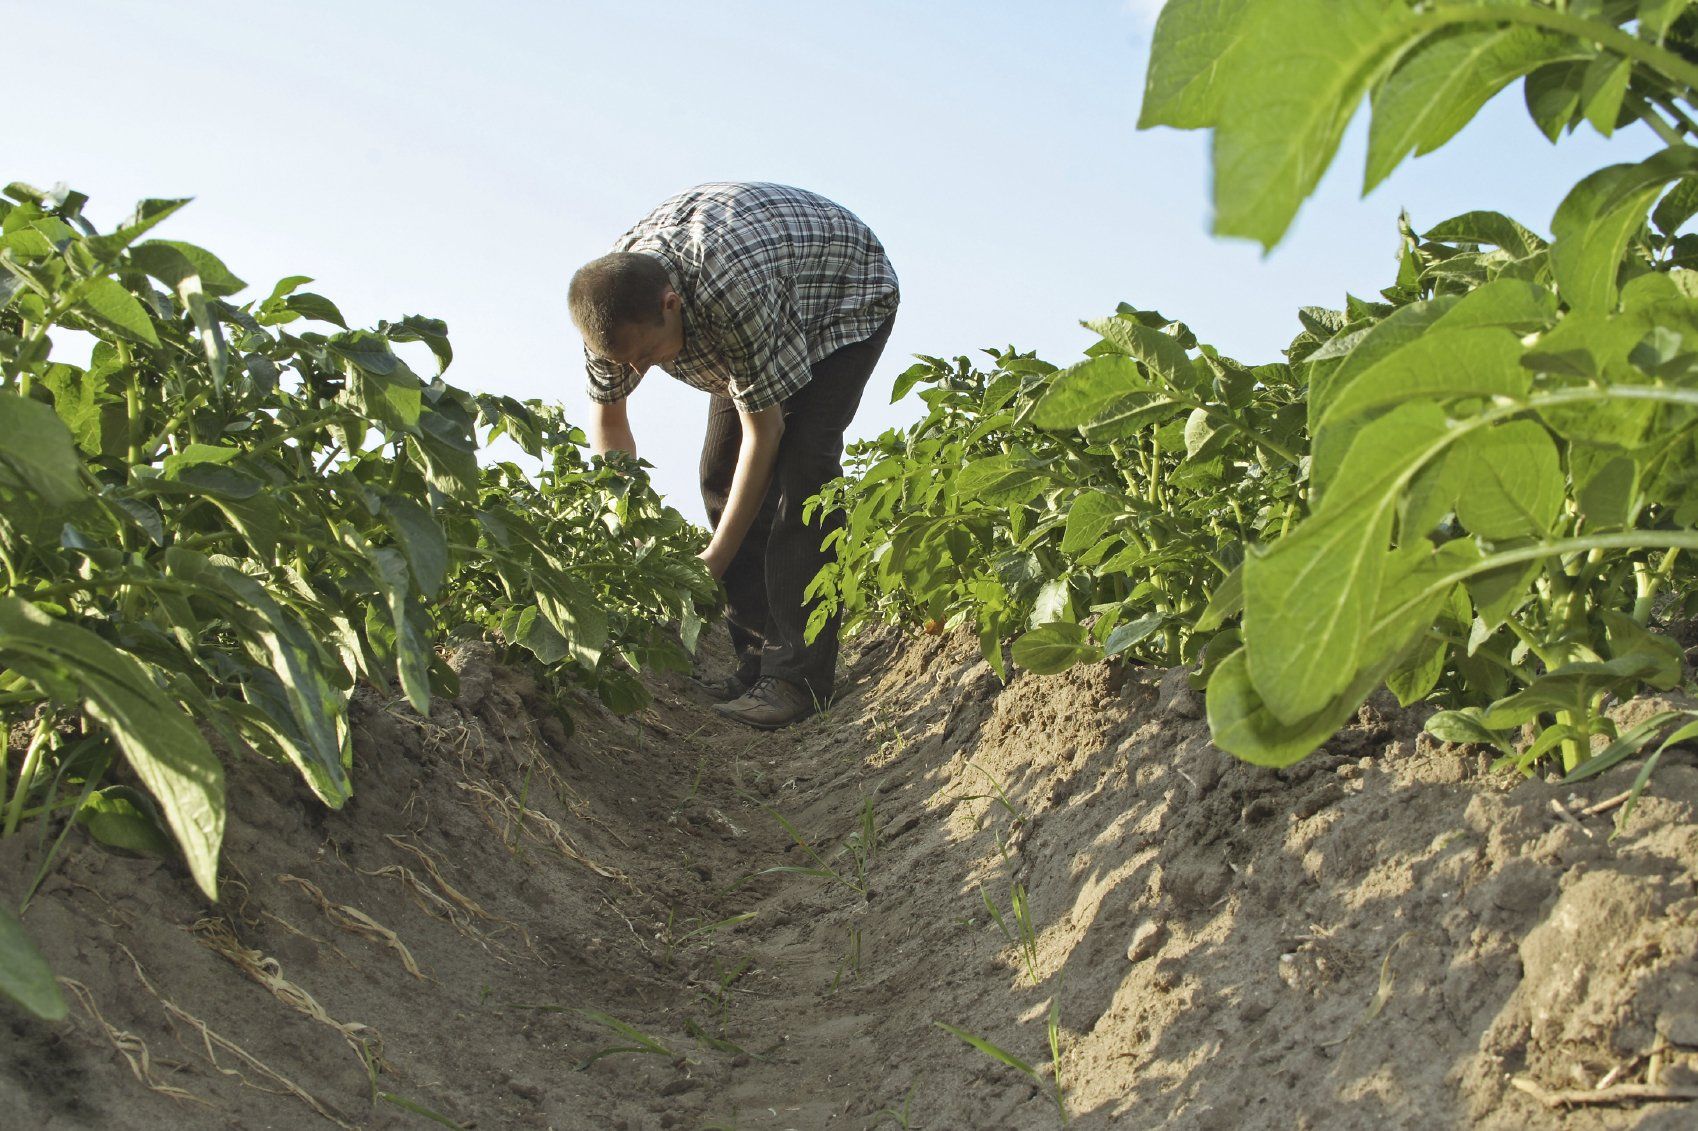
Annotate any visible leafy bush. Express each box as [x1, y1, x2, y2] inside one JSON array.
[[0, 185, 717, 1015]]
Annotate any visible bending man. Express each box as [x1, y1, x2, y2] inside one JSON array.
[[569, 182, 898, 730]]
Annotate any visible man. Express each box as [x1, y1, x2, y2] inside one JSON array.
[[569, 183, 898, 729]]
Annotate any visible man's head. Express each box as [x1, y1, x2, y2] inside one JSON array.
[[569, 252, 685, 374]]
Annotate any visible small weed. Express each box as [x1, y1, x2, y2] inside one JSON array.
[[937, 998, 1068, 1124], [661, 910, 756, 966], [868, 1077, 922, 1128], [830, 927, 864, 992], [743, 794, 877, 898], [572, 1009, 674, 1070], [1010, 883, 1040, 985]]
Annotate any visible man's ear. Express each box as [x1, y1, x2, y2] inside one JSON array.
[[661, 288, 682, 314]]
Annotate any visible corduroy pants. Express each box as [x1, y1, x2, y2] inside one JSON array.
[[700, 314, 895, 700]]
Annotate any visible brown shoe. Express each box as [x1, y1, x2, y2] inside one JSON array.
[[714, 677, 818, 730], [692, 674, 753, 702]]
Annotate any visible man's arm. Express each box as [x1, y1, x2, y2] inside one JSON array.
[[589, 396, 637, 458], [699, 405, 784, 579]]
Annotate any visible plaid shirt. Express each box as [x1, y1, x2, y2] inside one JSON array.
[[583, 183, 899, 413]]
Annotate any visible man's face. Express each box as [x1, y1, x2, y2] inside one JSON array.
[[603, 289, 685, 377]]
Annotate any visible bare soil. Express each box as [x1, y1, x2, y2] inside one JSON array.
[[5, 627, 1698, 1129]]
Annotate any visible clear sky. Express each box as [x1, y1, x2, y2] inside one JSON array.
[[16, 1, 1657, 522]]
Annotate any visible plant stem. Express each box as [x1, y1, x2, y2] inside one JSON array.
[[3, 715, 54, 837]]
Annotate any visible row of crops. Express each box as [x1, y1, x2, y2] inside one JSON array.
[[0, 188, 720, 1019], [810, 2, 1698, 781]]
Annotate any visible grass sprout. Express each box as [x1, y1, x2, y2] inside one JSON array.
[[574, 1009, 674, 1070], [937, 1004, 1068, 1124]]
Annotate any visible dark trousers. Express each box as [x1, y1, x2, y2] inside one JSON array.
[[700, 314, 895, 699]]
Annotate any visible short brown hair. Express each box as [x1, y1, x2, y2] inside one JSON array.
[[568, 252, 670, 353]]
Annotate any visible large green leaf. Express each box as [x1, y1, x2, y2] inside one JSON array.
[[1137, 0, 1255, 129], [532, 565, 609, 669], [367, 544, 431, 713], [129, 239, 246, 298], [1207, 0, 1416, 248], [161, 551, 350, 808], [0, 904, 66, 1020], [1030, 355, 1150, 430], [956, 454, 1050, 505], [1315, 326, 1529, 433], [1012, 621, 1103, 675], [1447, 420, 1564, 539], [1206, 647, 1377, 766], [0, 391, 88, 506], [0, 596, 223, 899], [1083, 316, 1195, 388], [1552, 147, 1698, 312], [381, 492, 449, 598], [75, 277, 159, 346], [1366, 26, 1583, 191], [1060, 490, 1122, 555], [1243, 403, 1450, 723]]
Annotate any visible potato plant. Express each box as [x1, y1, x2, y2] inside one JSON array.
[[813, 0, 1698, 782], [804, 320, 1304, 681], [1139, 0, 1698, 769], [0, 185, 717, 1016]]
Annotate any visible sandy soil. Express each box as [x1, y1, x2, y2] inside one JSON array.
[[5, 627, 1698, 1130]]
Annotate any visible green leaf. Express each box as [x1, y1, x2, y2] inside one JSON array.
[[1524, 60, 1586, 142], [384, 314, 453, 374], [1244, 402, 1449, 723], [1137, 0, 1255, 129], [1195, 563, 1244, 633], [936, 1022, 1038, 1080], [129, 239, 246, 298], [1105, 613, 1164, 657], [956, 454, 1049, 505], [1206, 0, 1417, 248], [83, 198, 191, 262], [289, 292, 349, 327], [1083, 316, 1195, 388], [1206, 646, 1377, 767], [330, 330, 400, 375], [0, 391, 89, 507], [1059, 490, 1121, 555], [381, 493, 449, 599], [1480, 653, 1670, 729], [1012, 622, 1103, 675], [1423, 212, 1549, 259], [161, 550, 350, 808], [77, 785, 174, 859], [533, 567, 609, 669], [366, 545, 431, 713], [75, 276, 159, 346], [1315, 326, 1530, 433], [0, 596, 223, 898], [1426, 707, 1514, 746], [1030, 355, 1151, 430], [1447, 420, 1564, 540], [1366, 26, 1582, 191], [1579, 52, 1631, 137], [1652, 178, 1698, 237], [161, 442, 239, 478], [1551, 147, 1698, 313], [0, 903, 66, 1020]]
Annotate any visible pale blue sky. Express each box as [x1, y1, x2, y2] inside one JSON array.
[[17, 1, 1656, 520]]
